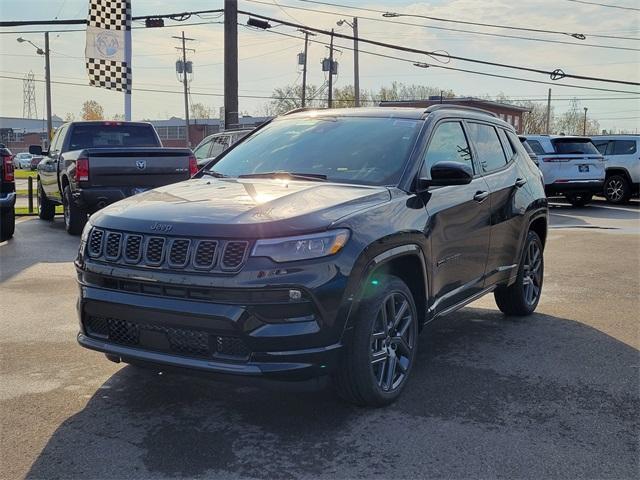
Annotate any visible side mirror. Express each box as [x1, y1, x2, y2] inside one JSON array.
[[29, 145, 43, 156], [418, 161, 474, 189]]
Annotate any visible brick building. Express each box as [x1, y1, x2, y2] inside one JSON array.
[[379, 97, 531, 133], [0, 115, 64, 152]]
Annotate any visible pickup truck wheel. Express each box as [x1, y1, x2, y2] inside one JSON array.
[[37, 182, 55, 220], [603, 175, 631, 204], [494, 230, 544, 316], [565, 193, 593, 207], [0, 208, 15, 241], [334, 275, 418, 407], [62, 185, 87, 235]]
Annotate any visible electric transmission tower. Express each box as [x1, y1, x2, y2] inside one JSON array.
[[23, 71, 38, 119]]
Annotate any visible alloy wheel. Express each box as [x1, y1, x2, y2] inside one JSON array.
[[522, 240, 542, 306], [605, 178, 624, 202], [369, 292, 416, 392]]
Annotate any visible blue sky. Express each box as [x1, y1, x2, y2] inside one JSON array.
[[0, 0, 638, 131]]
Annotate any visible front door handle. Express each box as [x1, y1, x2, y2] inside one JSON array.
[[515, 177, 527, 188], [474, 190, 489, 202]]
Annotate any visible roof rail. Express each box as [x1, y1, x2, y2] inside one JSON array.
[[423, 104, 498, 118], [282, 107, 323, 116]]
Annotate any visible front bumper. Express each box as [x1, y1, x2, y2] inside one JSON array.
[[0, 192, 16, 209], [76, 259, 351, 381], [545, 180, 604, 195]]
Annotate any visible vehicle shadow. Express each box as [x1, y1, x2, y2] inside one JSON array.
[[0, 216, 77, 283], [25, 307, 639, 479]]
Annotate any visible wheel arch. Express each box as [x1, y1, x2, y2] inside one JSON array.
[[605, 167, 632, 184], [346, 245, 428, 330], [528, 214, 548, 249]]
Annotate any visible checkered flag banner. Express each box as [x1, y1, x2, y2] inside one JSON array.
[[85, 0, 132, 94]]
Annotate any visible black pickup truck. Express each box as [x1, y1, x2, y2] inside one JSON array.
[[30, 121, 196, 235]]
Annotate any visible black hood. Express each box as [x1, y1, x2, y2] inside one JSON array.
[[91, 178, 391, 237]]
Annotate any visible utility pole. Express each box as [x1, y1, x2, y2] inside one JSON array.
[[224, 0, 239, 130], [44, 32, 52, 145], [328, 29, 335, 108], [301, 31, 310, 107], [545, 88, 552, 134], [173, 32, 195, 147], [583, 107, 588, 135], [352, 18, 360, 107]]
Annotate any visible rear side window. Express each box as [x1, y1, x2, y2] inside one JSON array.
[[420, 121, 474, 178], [466, 123, 507, 173], [612, 140, 637, 155], [551, 139, 599, 155], [526, 140, 546, 155], [193, 138, 213, 160], [68, 124, 159, 150], [593, 140, 609, 155]]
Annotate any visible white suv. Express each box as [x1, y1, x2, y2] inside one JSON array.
[[592, 135, 639, 204], [523, 135, 605, 206]]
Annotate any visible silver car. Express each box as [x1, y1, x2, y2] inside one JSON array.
[[193, 129, 252, 167], [13, 152, 33, 169]]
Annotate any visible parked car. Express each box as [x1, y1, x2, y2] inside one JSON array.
[[592, 135, 639, 204], [519, 136, 539, 166], [75, 106, 548, 406], [29, 155, 43, 171], [13, 152, 33, 169], [524, 135, 604, 206], [193, 129, 252, 166], [30, 121, 196, 235], [0, 145, 16, 241]]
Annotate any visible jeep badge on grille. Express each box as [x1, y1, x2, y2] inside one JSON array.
[[150, 223, 173, 232]]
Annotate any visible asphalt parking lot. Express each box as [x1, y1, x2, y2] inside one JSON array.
[[1, 200, 639, 479]]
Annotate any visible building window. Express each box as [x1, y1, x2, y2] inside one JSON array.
[[514, 116, 520, 129], [506, 114, 513, 125]]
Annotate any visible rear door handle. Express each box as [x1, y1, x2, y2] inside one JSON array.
[[515, 178, 527, 188], [474, 190, 489, 202]]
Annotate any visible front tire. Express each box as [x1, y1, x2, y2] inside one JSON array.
[[494, 230, 544, 316], [334, 275, 418, 407], [62, 185, 87, 235], [37, 181, 55, 220], [603, 175, 630, 204], [565, 193, 593, 207], [0, 207, 15, 241]]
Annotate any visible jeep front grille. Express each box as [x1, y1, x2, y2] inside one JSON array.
[[86, 228, 249, 273]]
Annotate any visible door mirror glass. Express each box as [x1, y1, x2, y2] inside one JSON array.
[[29, 145, 43, 156], [420, 161, 473, 188]]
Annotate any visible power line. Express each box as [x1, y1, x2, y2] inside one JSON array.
[[294, 0, 640, 41], [564, 0, 640, 12], [244, 0, 640, 49], [238, 15, 640, 89]]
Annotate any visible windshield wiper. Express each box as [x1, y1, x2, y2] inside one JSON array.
[[202, 169, 228, 178], [238, 171, 327, 182]]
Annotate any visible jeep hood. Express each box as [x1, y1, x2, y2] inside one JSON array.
[[92, 177, 391, 237]]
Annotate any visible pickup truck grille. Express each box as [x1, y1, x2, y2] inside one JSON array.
[[87, 228, 250, 273]]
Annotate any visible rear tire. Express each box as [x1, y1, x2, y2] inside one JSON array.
[[334, 275, 418, 407], [37, 181, 55, 220], [62, 185, 87, 235], [565, 193, 593, 207], [494, 230, 544, 316], [603, 175, 630, 204], [0, 207, 15, 241]]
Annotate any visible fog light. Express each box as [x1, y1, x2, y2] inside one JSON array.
[[289, 289, 302, 301]]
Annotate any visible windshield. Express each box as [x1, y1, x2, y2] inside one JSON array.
[[552, 138, 600, 155], [207, 116, 422, 186], [68, 124, 160, 150]]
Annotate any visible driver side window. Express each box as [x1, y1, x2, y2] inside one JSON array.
[[420, 122, 473, 179]]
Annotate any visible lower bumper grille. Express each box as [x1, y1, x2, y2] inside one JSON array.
[[84, 315, 250, 360]]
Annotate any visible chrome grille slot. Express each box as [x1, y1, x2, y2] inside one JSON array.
[[104, 232, 122, 260], [222, 241, 249, 270], [145, 237, 165, 265], [194, 240, 217, 269], [124, 234, 142, 263], [88, 229, 104, 257], [168, 239, 191, 268]]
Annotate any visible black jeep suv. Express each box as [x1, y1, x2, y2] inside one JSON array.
[[76, 106, 548, 406]]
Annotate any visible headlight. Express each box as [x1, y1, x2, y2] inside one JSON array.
[[251, 229, 350, 263]]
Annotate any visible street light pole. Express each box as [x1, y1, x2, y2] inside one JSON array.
[[583, 107, 588, 135], [44, 32, 52, 146], [17, 34, 52, 147], [301, 31, 309, 107], [327, 29, 334, 108], [352, 17, 360, 107]]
